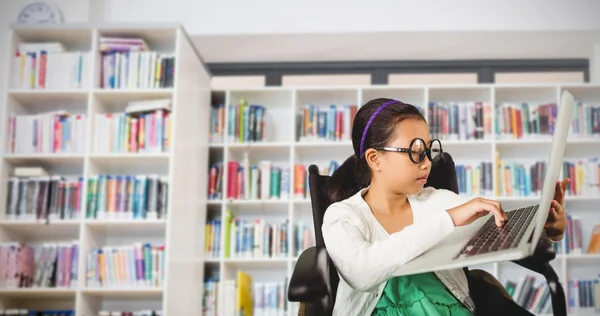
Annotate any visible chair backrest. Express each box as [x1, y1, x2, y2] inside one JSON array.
[[306, 152, 460, 314]]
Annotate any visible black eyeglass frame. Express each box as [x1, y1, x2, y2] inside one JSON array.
[[374, 138, 443, 164]]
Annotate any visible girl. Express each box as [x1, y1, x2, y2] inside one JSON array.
[[321, 98, 569, 316]]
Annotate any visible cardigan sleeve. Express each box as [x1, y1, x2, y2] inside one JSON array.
[[322, 194, 459, 292]]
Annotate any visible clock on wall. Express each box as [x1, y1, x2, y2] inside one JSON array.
[[17, 1, 64, 24]]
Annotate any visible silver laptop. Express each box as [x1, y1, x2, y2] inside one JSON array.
[[393, 89, 575, 276]]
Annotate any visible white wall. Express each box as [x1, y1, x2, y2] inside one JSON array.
[[97, 0, 600, 35]]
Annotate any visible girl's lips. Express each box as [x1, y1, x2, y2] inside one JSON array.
[[417, 177, 427, 184]]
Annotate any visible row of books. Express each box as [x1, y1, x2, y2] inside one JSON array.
[[562, 158, 600, 196], [494, 156, 600, 197], [97, 311, 163, 316], [571, 101, 600, 137], [428, 102, 493, 141], [495, 102, 558, 140], [455, 162, 494, 198], [505, 275, 554, 314], [86, 174, 169, 220], [99, 36, 174, 89], [85, 242, 165, 288], [227, 98, 267, 143], [94, 100, 172, 154], [11, 42, 89, 90], [0, 241, 79, 289], [226, 159, 291, 200], [562, 219, 600, 255], [6, 112, 87, 155], [292, 162, 340, 200], [5, 168, 84, 221], [0, 310, 74, 316], [217, 271, 288, 316], [568, 277, 600, 312], [205, 211, 314, 259], [296, 104, 358, 143], [208, 163, 224, 200]]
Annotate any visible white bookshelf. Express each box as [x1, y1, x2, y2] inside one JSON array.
[[0, 23, 210, 316], [206, 84, 600, 315]]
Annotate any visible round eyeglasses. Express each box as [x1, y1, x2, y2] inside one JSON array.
[[374, 138, 443, 164]]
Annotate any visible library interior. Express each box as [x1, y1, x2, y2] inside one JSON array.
[[0, 0, 599, 316]]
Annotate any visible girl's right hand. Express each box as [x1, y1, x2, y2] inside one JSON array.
[[446, 197, 508, 227]]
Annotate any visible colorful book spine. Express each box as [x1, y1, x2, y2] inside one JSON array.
[[562, 158, 600, 196], [293, 161, 340, 199], [210, 104, 226, 143], [567, 277, 600, 313], [86, 174, 168, 220], [99, 49, 174, 89], [207, 163, 223, 200], [85, 242, 165, 288]]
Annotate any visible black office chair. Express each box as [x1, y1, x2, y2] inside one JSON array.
[[287, 152, 567, 316]]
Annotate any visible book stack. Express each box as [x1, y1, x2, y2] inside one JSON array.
[[0, 241, 79, 289], [85, 174, 168, 220], [294, 221, 314, 257], [220, 210, 289, 259], [221, 271, 288, 316], [210, 104, 225, 144], [504, 275, 553, 314], [85, 242, 165, 288], [293, 161, 340, 200], [564, 215, 584, 255], [10, 42, 89, 90], [5, 167, 84, 221], [226, 158, 290, 200], [562, 158, 600, 196], [94, 99, 171, 154], [571, 101, 600, 138], [296, 104, 358, 142], [6, 111, 87, 154], [0, 310, 75, 316], [427, 102, 493, 141], [494, 156, 547, 197], [203, 278, 219, 316], [227, 98, 267, 143], [455, 162, 494, 198], [568, 277, 600, 313], [96, 310, 163, 316], [207, 162, 223, 200], [99, 37, 174, 89], [495, 102, 558, 140]]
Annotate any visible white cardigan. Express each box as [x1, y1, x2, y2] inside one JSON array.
[[321, 186, 477, 316]]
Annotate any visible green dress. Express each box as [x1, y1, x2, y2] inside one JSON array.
[[371, 272, 473, 316]]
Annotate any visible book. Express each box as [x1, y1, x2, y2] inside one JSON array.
[[228, 98, 267, 143], [226, 159, 290, 201], [586, 224, 600, 254]]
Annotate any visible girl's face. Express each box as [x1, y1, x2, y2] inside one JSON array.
[[377, 118, 433, 195]]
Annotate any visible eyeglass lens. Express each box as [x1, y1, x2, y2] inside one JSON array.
[[410, 138, 442, 163]]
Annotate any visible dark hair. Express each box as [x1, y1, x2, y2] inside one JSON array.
[[328, 98, 426, 203]]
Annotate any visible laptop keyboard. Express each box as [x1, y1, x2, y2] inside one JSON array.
[[455, 204, 539, 259]]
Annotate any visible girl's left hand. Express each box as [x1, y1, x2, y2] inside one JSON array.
[[545, 178, 570, 241]]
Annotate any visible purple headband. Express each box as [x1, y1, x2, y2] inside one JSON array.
[[359, 100, 402, 157]]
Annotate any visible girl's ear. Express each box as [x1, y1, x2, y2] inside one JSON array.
[[364, 148, 381, 172]]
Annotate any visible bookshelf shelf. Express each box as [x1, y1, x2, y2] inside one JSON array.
[[205, 83, 600, 315], [0, 23, 210, 316]]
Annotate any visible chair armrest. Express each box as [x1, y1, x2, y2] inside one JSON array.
[[288, 246, 330, 302]]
